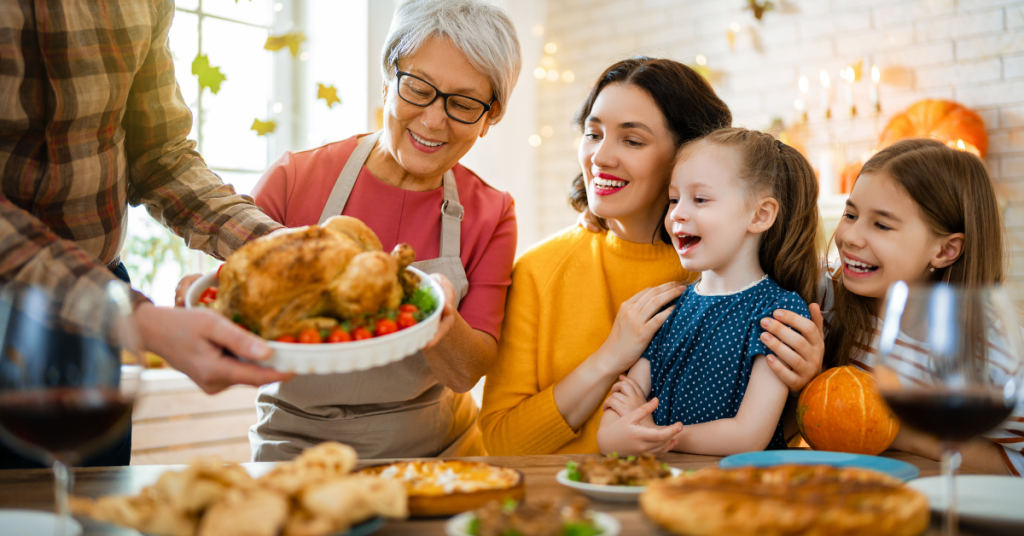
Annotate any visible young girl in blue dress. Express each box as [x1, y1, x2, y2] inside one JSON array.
[[597, 127, 822, 455]]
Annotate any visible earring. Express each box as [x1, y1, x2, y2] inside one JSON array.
[[929, 266, 935, 273]]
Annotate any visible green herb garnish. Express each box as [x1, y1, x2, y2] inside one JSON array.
[[467, 516, 481, 536], [565, 461, 581, 482], [561, 521, 602, 536], [405, 287, 438, 319]]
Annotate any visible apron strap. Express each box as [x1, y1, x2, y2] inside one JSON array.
[[318, 129, 462, 261], [318, 131, 383, 224], [439, 170, 462, 259]]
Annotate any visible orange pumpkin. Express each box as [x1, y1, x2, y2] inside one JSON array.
[[878, 99, 988, 158], [839, 161, 862, 194], [796, 366, 899, 455]]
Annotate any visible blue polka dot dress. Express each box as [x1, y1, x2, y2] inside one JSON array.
[[644, 276, 810, 451]]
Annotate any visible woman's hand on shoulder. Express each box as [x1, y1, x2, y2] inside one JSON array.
[[597, 282, 684, 375], [597, 398, 681, 456], [759, 303, 825, 393]]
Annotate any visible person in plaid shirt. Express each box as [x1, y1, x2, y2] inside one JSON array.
[[0, 2, 291, 467]]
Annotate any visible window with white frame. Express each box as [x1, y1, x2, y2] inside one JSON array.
[[123, 0, 368, 304]]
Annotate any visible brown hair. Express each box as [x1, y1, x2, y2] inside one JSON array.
[[824, 138, 1005, 368], [690, 128, 823, 305], [568, 56, 732, 244]]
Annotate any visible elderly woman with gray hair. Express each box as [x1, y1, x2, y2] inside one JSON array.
[[245, 0, 521, 460]]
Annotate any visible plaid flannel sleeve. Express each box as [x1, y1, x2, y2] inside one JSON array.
[[0, 194, 151, 310], [123, 2, 282, 261]]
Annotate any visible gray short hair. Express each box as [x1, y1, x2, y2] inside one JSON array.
[[382, 0, 521, 124]]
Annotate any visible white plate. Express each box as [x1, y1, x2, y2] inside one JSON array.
[[1, 509, 82, 536], [555, 467, 683, 502], [186, 266, 444, 374], [445, 510, 620, 536], [906, 475, 1024, 527]]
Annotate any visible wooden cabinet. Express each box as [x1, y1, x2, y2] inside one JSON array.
[[130, 369, 257, 465]]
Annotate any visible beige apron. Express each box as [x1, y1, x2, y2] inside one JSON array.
[[250, 131, 483, 461]]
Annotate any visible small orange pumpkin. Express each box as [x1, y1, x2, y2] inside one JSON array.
[[796, 366, 899, 455], [839, 161, 862, 194], [878, 99, 988, 158]]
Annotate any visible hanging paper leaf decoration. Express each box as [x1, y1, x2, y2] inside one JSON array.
[[746, 0, 775, 21], [265, 33, 307, 58], [317, 83, 341, 108], [192, 54, 227, 94], [251, 118, 277, 136]]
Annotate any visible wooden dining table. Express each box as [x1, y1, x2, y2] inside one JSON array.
[[0, 451, 1011, 535]]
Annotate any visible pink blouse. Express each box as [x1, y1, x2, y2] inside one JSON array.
[[250, 136, 517, 340]]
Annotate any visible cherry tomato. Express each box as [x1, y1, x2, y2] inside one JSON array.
[[375, 319, 399, 337], [298, 328, 323, 344], [397, 311, 418, 330], [327, 328, 352, 343], [399, 304, 419, 314], [275, 334, 297, 343], [199, 287, 218, 305], [217, 264, 224, 278], [352, 326, 373, 340]]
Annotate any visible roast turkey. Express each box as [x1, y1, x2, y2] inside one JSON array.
[[212, 216, 418, 339]]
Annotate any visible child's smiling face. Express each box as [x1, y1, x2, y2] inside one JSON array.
[[665, 143, 761, 274], [834, 170, 962, 299]]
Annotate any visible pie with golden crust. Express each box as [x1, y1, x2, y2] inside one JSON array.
[[360, 460, 525, 517], [640, 464, 929, 536]]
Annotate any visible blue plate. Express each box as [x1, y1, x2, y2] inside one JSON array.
[[338, 517, 385, 536], [718, 450, 920, 481]]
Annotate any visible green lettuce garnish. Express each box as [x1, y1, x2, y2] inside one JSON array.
[[565, 461, 581, 482], [561, 522, 602, 536], [405, 287, 438, 319]]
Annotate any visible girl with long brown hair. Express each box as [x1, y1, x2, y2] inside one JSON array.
[[598, 128, 823, 455], [819, 138, 1022, 475]]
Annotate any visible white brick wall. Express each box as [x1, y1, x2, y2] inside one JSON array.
[[531, 0, 1024, 299]]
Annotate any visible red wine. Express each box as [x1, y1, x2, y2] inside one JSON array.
[[883, 391, 1014, 442], [0, 387, 132, 458]]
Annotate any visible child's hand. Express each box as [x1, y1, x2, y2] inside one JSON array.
[[599, 283, 685, 374], [603, 375, 648, 417], [597, 398, 683, 456]]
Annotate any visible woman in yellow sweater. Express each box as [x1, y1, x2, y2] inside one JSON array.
[[479, 58, 733, 455]]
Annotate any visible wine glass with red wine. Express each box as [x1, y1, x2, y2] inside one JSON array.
[[0, 282, 142, 536], [877, 282, 1023, 536]]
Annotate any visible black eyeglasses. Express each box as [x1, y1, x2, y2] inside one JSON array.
[[395, 70, 493, 125]]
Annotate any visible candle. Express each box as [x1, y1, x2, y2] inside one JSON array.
[[819, 70, 831, 120], [870, 65, 881, 114], [819, 149, 837, 197], [798, 76, 808, 122], [842, 66, 856, 117]]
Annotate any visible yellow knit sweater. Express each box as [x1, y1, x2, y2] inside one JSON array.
[[479, 227, 691, 455]]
